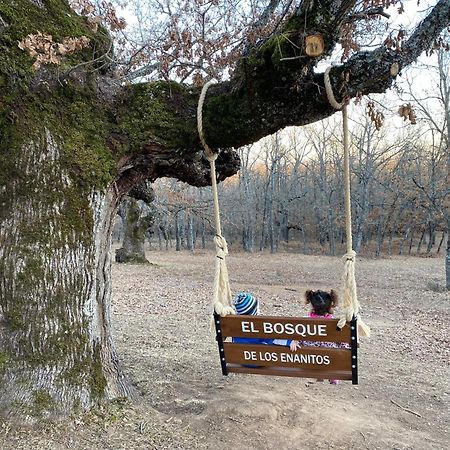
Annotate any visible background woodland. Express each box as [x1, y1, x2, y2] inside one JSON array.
[[117, 51, 449, 261]]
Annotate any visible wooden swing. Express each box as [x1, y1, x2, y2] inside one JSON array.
[[197, 69, 370, 384], [213, 313, 359, 383]]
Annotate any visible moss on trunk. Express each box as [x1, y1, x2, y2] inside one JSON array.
[[0, 6, 138, 405], [0, 123, 114, 419], [115, 81, 200, 153], [0, 0, 110, 84]]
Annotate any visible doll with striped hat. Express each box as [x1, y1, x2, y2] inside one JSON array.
[[232, 292, 291, 347]]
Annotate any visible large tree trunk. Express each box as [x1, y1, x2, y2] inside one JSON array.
[[0, 129, 130, 420], [115, 181, 156, 263], [116, 199, 148, 263]]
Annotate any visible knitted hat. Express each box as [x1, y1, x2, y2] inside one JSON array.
[[234, 292, 259, 315]]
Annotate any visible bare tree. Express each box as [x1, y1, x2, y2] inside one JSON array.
[[400, 47, 450, 287], [238, 145, 257, 251]]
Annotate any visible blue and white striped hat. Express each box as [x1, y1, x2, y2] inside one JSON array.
[[234, 292, 259, 315]]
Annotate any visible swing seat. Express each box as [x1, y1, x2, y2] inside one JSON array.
[[197, 78, 367, 385], [214, 313, 358, 384]]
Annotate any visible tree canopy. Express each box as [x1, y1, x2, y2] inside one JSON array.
[[1, 1, 449, 191]]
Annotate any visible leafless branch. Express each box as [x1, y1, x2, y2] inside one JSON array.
[[346, 7, 390, 22]]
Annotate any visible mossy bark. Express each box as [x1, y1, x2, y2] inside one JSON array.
[[0, 0, 449, 421], [0, 127, 130, 421]]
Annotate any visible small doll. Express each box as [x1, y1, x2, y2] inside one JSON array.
[[290, 289, 349, 384], [232, 292, 291, 347]]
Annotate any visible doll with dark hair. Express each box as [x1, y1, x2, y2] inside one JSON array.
[[305, 289, 339, 318], [290, 289, 349, 384]]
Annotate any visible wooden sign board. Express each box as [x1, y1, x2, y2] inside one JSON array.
[[220, 315, 350, 343], [214, 314, 358, 384]]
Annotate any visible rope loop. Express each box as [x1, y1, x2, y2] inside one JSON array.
[[206, 152, 219, 163], [325, 66, 371, 339], [324, 66, 344, 110], [197, 80, 218, 160]]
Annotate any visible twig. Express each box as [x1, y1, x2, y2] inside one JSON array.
[[359, 431, 370, 450], [138, 421, 148, 434], [390, 399, 422, 417], [280, 55, 306, 61], [284, 287, 298, 292], [227, 416, 242, 423]]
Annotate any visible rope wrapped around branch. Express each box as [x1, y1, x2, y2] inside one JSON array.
[[324, 67, 371, 338], [197, 81, 235, 317]]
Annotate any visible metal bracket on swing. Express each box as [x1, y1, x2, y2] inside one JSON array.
[[213, 312, 228, 376], [350, 315, 358, 385]]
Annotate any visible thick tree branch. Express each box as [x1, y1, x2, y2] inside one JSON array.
[[198, 0, 450, 149], [111, 0, 449, 190], [334, 0, 450, 98], [2, 0, 449, 192]]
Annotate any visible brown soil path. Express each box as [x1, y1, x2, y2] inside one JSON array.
[[1, 251, 448, 449]]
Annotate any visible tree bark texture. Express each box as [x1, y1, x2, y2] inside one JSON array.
[[0, 0, 449, 418], [446, 221, 450, 290], [0, 129, 130, 420]]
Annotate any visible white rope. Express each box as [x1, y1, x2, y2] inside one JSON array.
[[197, 81, 235, 317], [324, 67, 345, 110], [197, 81, 216, 161], [324, 67, 370, 338]]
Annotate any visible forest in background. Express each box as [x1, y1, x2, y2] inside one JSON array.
[[115, 51, 449, 259]]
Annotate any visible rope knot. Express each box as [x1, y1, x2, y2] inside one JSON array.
[[214, 303, 235, 317], [342, 250, 356, 263], [214, 234, 228, 259]]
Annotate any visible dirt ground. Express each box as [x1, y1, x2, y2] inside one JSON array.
[[1, 250, 449, 449]]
